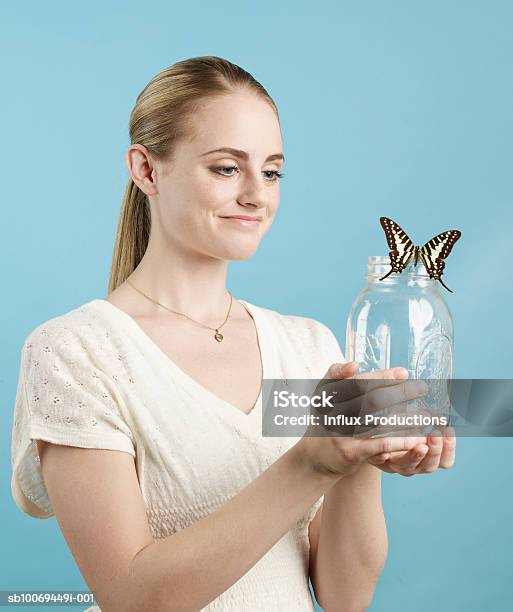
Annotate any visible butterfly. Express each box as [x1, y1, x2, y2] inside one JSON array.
[[379, 217, 462, 293]]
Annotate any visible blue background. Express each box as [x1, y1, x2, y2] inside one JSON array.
[[2, 1, 512, 610]]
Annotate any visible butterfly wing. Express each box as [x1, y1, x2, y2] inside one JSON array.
[[379, 217, 416, 280], [418, 230, 462, 292]]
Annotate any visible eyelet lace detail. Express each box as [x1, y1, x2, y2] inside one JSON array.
[[10, 299, 340, 611]]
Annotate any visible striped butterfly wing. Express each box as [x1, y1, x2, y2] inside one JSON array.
[[418, 230, 462, 293], [379, 217, 416, 280]]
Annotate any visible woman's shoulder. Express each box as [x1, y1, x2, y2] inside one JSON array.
[[22, 299, 107, 352]]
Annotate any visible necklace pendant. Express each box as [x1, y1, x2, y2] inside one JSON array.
[[214, 330, 224, 342]]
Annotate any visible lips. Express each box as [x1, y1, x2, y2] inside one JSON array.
[[220, 215, 263, 221]]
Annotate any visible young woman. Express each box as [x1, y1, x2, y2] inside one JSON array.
[[11, 56, 455, 612]]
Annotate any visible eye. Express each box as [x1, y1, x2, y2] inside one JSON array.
[[263, 170, 285, 182], [213, 165, 240, 177], [212, 166, 285, 182]]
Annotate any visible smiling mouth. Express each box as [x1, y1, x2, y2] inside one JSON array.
[[219, 215, 263, 222], [219, 216, 262, 227]]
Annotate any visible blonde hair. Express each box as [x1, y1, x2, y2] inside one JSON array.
[[107, 56, 279, 294]]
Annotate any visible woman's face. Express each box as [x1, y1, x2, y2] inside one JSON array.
[[137, 90, 284, 261]]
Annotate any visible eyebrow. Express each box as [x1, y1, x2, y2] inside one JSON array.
[[199, 147, 285, 163]]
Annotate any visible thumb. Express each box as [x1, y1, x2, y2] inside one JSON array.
[[325, 361, 359, 380]]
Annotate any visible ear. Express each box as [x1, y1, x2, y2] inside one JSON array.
[[125, 144, 159, 196]]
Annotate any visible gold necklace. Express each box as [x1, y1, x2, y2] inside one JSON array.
[[125, 278, 233, 342]]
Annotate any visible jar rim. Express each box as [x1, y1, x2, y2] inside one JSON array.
[[367, 255, 432, 280]]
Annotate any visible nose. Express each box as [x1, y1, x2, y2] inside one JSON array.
[[236, 172, 271, 210]]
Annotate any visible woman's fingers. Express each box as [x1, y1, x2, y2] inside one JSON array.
[[321, 375, 401, 405], [415, 430, 444, 472], [383, 431, 444, 474], [366, 425, 457, 476], [322, 362, 359, 382], [387, 444, 430, 472], [356, 435, 427, 462], [363, 424, 428, 439], [355, 367, 409, 380], [368, 443, 429, 471], [359, 379, 428, 417], [438, 426, 457, 469], [321, 364, 410, 401], [322, 377, 416, 408], [321, 366, 427, 419], [323, 385, 429, 436]]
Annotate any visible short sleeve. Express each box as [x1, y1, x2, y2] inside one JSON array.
[[11, 322, 136, 519]]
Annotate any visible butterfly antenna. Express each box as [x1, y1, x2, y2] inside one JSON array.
[[379, 268, 395, 281], [437, 278, 454, 293]]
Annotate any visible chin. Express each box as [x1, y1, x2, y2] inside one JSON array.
[[219, 242, 260, 261]]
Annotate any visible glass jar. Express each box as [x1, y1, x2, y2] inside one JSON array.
[[345, 255, 454, 378], [345, 255, 454, 422]]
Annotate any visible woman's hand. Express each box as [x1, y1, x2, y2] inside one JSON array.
[[367, 426, 456, 476], [297, 424, 428, 479], [296, 362, 430, 478], [346, 361, 457, 476]]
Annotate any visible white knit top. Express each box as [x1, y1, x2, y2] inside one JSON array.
[[11, 298, 345, 611]]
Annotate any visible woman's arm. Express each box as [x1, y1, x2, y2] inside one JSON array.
[[309, 463, 387, 612], [130, 443, 342, 611], [37, 438, 342, 612]]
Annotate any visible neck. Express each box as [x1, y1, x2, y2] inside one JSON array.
[[123, 239, 234, 324]]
